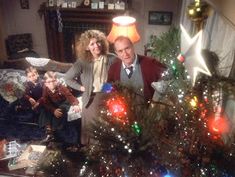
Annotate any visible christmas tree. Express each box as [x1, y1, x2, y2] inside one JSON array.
[[77, 16, 235, 177], [78, 73, 235, 177], [39, 1, 235, 176]]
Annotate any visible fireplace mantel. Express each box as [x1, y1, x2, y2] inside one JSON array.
[[39, 5, 128, 62]]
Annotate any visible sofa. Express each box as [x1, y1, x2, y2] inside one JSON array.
[[0, 57, 80, 144]]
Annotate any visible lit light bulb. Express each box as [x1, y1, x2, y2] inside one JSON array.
[[190, 96, 198, 108], [196, 7, 201, 12], [189, 9, 194, 15], [195, 2, 200, 7], [113, 16, 136, 26]]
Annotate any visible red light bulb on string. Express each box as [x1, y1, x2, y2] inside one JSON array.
[[177, 53, 185, 63], [208, 108, 230, 135], [209, 117, 229, 134]]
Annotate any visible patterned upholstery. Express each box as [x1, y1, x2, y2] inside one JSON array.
[[5, 33, 39, 59], [0, 69, 26, 103], [0, 68, 78, 143]]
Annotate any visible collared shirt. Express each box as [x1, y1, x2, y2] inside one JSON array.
[[93, 55, 108, 92], [122, 54, 138, 75]]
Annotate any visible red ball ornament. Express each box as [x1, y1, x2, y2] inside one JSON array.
[[106, 95, 128, 123]]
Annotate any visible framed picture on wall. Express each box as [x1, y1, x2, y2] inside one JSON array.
[[148, 11, 173, 25], [20, 0, 29, 9], [48, 0, 54, 7], [71, 2, 77, 8]]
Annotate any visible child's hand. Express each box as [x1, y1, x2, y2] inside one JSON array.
[[29, 98, 36, 106], [73, 105, 81, 113], [32, 102, 39, 110], [54, 108, 63, 118]]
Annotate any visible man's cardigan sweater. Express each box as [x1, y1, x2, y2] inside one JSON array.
[[108, 55, 166, 101]]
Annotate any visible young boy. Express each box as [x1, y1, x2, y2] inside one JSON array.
[[22, 66, 44, 111], [41, 71, 81, 149], [9, 66, 43, 120]]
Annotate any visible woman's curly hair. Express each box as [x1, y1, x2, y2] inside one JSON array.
[[75, 30, 109, 61]]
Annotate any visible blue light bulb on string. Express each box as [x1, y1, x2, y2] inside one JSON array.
[[101, 83, 113, 93]]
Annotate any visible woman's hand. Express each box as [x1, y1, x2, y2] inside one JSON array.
[[80, 86, 85, 91], [54, 108, 63, 118]]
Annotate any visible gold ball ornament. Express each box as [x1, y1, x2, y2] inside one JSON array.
[[187, 0, 210, 30]]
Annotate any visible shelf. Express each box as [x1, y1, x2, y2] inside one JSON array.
[[44, 6, 126, 13]]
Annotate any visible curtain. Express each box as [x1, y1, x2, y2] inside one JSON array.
[[180, 0, 235, 78], [180, 0, 235, 137]]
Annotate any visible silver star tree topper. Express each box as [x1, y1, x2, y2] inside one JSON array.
[[180, 24, 211, 86]]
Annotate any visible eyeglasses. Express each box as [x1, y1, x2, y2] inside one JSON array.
[[45, 79, 56, 84]]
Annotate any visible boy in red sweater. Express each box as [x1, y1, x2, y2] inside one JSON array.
[[40, 71, 81, 149]]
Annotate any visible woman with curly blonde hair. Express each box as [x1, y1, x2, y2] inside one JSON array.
[[75, 30, 109, 62], [65, 29, 116, 146]]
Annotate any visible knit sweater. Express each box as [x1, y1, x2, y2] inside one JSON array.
[[108, 55, 166, 101], [64, 53, 117, 107], [43, 84, 79, 113]]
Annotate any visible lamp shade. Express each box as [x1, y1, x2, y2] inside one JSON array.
[[107, 16, 140, 43]]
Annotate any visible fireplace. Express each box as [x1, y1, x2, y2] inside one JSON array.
[[40, 5, 127, 62], [63, 21, 111, 63]]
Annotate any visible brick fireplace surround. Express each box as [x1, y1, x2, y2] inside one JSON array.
[[39, 4, 128, 63]]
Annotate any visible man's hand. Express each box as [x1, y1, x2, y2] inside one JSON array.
[[54, 108, 63, 118]]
